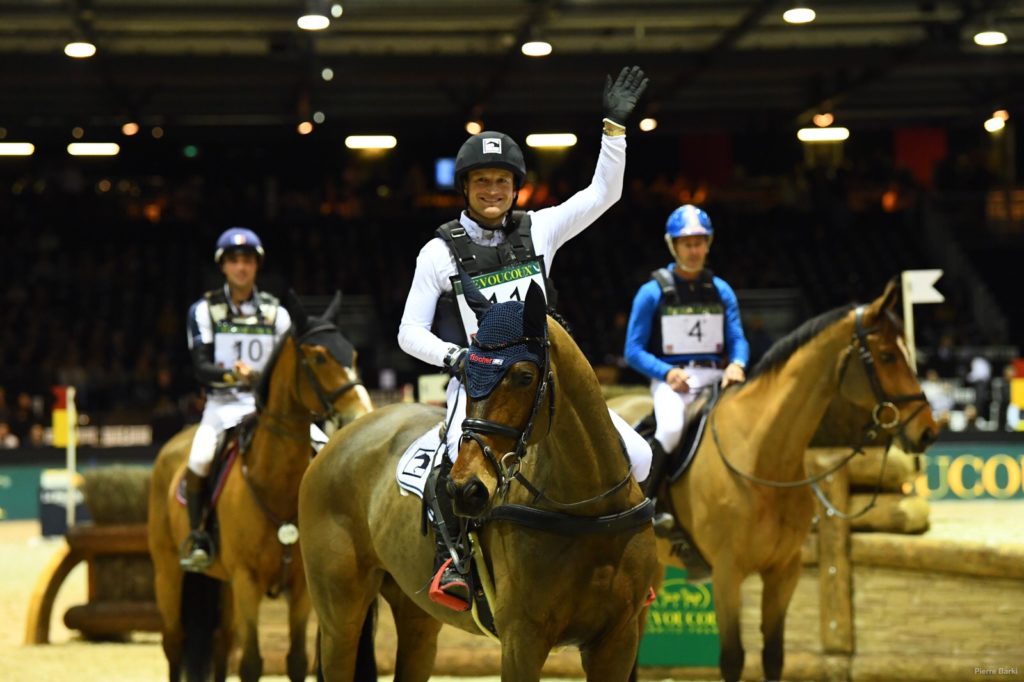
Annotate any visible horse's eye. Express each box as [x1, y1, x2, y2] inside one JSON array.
[[315, 354, 327, 365], [879, 352, 896, 364], [512, 370, 534, 387]]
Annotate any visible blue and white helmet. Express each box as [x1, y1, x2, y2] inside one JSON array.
[[665, 204, 713, 239], [214, 227, 265, 264]]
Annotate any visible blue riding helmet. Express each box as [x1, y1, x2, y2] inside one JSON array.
[[665, 205, 713, 239], [214, 227, 265, 264]]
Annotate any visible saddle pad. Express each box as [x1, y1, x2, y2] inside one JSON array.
[[396, 423, 445, 499]]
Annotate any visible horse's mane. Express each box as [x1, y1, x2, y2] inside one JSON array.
[[255, 326, 291, 408], [747, 303, 856, 380], [547, 307, 574, 339]]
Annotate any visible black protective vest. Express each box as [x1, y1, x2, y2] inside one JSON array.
[[646, 268, 724, 357], [432, 211, 556, 345]]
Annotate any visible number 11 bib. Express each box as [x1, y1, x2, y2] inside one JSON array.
[[450, 257, 547, 338]]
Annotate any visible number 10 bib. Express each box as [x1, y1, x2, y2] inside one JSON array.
[[660, 304, 724, 355], [213, 322, 276, 373]]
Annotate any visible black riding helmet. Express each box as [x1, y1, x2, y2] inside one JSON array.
[[454, 131, 527, 191]]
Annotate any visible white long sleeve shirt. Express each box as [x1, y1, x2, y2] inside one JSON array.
[[398, 133, 627, 367]]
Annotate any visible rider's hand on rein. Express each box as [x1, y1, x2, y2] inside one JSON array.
[[666, 367, 690, 392]]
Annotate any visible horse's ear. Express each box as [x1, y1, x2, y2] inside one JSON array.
[[522, 281, 546, 340], [323, 290, 343, 325], [285, 289, 308, 332], [870, 277, 901, 315], [456, 263, 492, 322]]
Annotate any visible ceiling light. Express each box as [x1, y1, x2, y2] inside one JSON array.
[[783, 5, 816, 24], [297, 121, 314, 135], [321, 67, 334, 81], [298, 0, 331, 31], [64, 41, 96, 58], [121, 122, 139, 136], [313, 111, 326, 124], [151, 126, 164, 139], [331, 4, 343, 18], [0, 143, 35, 156], [521, 41, 553, 57], [984, 116, 1005, 133], [993, 109, 1010, 122], [71, 127, 84, 139], [639, 118, 657, 132], [345, 135, 397, 150], [67, 142, 120, 156], [797, 127, 850, 142], [974, 30, 1007, 47], [812, 113, 834, 127], [526, 133, 577, 149], [465, 120, 483, 135]]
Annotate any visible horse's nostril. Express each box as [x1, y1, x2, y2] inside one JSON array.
[[456, 477, 490, 516]]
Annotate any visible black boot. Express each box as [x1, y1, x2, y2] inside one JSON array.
[[644, 438, 669, 499], [425, 464, 471, 611], [179, 469, 214, 572]]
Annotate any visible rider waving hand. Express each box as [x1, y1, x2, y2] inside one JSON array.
[[398, 66, 649, 609]]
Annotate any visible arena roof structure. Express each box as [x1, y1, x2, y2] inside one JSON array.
[[1, 0, 1022, 139]]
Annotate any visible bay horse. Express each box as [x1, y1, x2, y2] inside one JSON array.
[[147, 291, 374, 682], [299, 282, 658, 681], [611, 279, 937, 682]]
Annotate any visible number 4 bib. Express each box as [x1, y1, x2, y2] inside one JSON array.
[[660, 305, 724, 355]]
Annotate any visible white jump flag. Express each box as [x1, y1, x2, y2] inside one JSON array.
[[901, 269, 944, 373]]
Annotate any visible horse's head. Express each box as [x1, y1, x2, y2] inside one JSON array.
[[836, 279, 938, 453], [450, 281, 552, 518], [275, 290, 374, 427]]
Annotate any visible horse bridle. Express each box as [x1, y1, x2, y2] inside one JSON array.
[[837, 306, 929, 441], [242, 321, 364, 595], [459, 330, 637, 512], [712, 305, 930, 518]]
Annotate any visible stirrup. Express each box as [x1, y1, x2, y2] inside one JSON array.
[[179, 532, 214, 572], [428, 558, 471, 612]]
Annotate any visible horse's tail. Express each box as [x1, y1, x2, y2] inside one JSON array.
[[316, 602, 377, 682], [181, 571, 221, 681]]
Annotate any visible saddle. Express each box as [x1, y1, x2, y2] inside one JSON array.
[[634, 383, 719, 486]]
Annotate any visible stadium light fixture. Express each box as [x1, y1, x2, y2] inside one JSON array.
[[526, 133, 578, 149], [783, 3, 815, 24], [797, 127, 849, 142], [639, 118, 658, 132], [0, 143, 35, 156], [298, 0, 330, 31], [345, 135, 397, 150], [64, 41, 96, 58], [67, 142, 120, 156], [521, 40, 553, 57]]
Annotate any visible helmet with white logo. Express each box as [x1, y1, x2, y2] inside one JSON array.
[[665, 205, 713, 239], [214, 227, 265, 264], [454, 131, 527, 189]]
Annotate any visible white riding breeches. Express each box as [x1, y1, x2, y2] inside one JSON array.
[[651, 367, 723, 454], [445, 377, 652, 484], [186, 392, 257, 476]]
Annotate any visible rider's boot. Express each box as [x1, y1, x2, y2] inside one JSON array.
[[426, 465, 471, 612], [179, 469, 214, 572]]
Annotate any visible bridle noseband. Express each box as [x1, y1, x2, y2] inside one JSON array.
[[459, 332, 555, 501]]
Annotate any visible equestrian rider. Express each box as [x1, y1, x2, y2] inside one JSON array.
[[180, 227, 292, 572], [624, 205, 749, 494], [398, 66, 650, 610]]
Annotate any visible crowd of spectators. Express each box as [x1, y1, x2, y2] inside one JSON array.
[[0, 137, 1017, 442]]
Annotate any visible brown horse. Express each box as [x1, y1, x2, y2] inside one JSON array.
[[611, 280, 937, 682], [300, 283, 658, 681], [148, 292, 374, 682]]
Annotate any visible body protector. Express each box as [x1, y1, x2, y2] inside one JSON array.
[[646, 268, 725, 359], [191, 288, 281, 390], [431, 212, 557, 346]]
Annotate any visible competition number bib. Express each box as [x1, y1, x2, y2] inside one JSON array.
[[451, 257, 547, 338], [660, 305, 724, 355], [214, 323, 276, 374]]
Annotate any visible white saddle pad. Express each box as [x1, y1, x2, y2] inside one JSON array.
[[396, 423, 445, 499]]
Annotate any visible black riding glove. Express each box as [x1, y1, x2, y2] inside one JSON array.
[[603, 65, 649, 125], [443, 346, 468, 377]]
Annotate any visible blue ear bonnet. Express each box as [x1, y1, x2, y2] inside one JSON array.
[[465, 301, 542, 399]]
